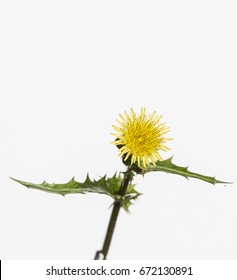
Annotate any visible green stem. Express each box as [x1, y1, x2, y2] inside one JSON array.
[[94, 168, 133, 260]]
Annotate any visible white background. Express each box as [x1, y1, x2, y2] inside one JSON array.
[[0, 0, 236, 260]]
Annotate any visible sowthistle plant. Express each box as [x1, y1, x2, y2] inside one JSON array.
[[11, 108, 229, 259]]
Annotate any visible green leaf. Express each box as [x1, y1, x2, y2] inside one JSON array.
[[145, 157, 229, 185], [10, 173, 140, 211]]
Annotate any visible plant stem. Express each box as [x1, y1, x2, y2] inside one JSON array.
[[94, 168, 133, 260]]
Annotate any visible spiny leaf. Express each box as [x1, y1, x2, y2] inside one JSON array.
[[10, 174, 140, 211], [122, 194, 141, 212], [145, 157, 229, 185]]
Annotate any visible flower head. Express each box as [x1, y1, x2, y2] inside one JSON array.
[[111, 108, 172, 169]]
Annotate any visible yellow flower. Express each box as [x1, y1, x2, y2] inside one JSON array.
[[111, 108, 172, 169]]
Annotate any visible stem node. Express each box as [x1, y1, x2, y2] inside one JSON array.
[[94, 168, 133, 260]]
